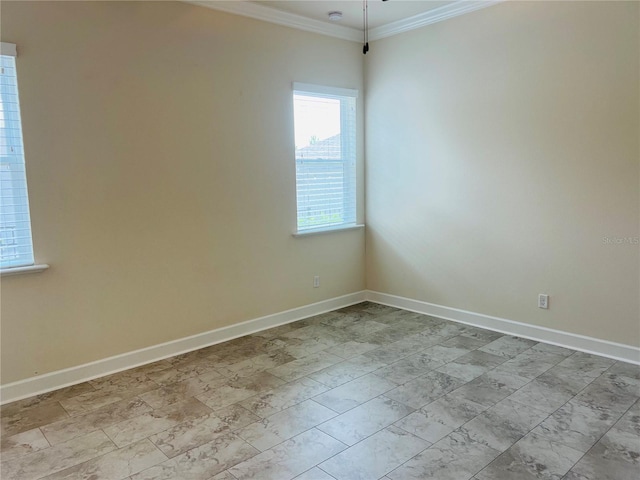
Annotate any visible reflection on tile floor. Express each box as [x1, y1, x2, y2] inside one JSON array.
[[1, 302, 639, 479]]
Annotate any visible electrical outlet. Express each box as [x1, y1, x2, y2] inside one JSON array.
[[313, 275, 320, 288], [538, 294, 549, 309]]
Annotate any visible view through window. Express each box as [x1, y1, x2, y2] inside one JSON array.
[[293, 83, 357, 233]]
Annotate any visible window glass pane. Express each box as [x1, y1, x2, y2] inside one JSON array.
[[294, 88, 356, 232], [294, 95, 340, 154], [0, 53, 34, 268]]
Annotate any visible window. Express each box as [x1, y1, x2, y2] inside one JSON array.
[[293, 83, 357, 233], [0, 42, 35, 270]]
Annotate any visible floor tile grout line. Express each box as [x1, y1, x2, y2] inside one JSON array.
[[241, 421, 348, 456], [368, 345, 586, 479], [315, 464, 339, 480], [535, 361, 629, 448], [550, 378, 640, 478], [23, 322, 500, 468], [229, 425, 348, 480], [0, 356, 536, 446], [37, 425, 53, 449], [390, 421, 433, 446], [313, 393, 417, 447], [2, 304, 637, 480], [382, 436, 435, 480], [472, 357, 632, 480], [31, 432, 120, 480]]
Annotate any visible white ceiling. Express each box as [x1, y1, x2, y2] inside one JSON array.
[[258, 1, 454, 30], [186, 1, 502, 42]]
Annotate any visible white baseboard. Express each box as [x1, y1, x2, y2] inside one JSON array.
[[3, 289, 637, 405], [0, 291, 367, 405], [366, 290, 640, 365]]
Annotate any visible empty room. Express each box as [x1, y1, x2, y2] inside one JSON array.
[[0, 1, 638, 479]]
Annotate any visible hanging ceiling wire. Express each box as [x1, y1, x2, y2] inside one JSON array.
[[363, 0, 369, 54], [363, 0, 389, 55]]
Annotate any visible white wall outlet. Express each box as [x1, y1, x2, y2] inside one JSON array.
[[313, 275, 320, 288], [538, 294, 549, 309]]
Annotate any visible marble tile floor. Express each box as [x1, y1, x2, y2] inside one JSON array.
[[1, 302, 639, 480]]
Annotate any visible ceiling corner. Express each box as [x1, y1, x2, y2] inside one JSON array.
[[183, 1, 363, 42]]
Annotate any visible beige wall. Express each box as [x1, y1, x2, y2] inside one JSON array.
[[365, 1, 639, 346], [0, 1, 365, 384], [2, 0, 638, 387]]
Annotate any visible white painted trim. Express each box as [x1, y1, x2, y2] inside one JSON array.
[[366, 290, 640, 365], [293, 83, 359, 99], [1, 42, 17, 57], [0, 291, 367, 405], [6, 288, 635, 404], [184, 1, 362, 42], [183, 1, 503, 43], [0, 264, 49, 277], [369, 0, 504, 41], [293, 224, 365, 238]]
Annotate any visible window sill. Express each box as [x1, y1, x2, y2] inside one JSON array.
[[1, 264, 50, 277], [293, 224, 365, 237]]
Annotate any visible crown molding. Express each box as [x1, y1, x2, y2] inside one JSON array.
[[184, 1, 504, 44], [184, 1, 362, 42], [369, 0, 505, 41]]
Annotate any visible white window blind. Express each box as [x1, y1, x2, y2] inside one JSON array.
[[293, 83, 357, 233], [0, 43, 34, 269]]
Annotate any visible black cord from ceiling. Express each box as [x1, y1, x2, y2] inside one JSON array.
[[364, 0, 389, 55], [363, 0, 369, 54]]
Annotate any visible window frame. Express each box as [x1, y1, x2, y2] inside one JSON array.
[[0, 42, 47, 276], [292, 82, 361, 235]]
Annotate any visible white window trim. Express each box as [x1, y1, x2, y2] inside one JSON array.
[[293, 82, 359, 235], [0, 42, 17, 57], [292, 223, 364, 237], [1, 263, 49, 277], [0, 42, 48, 277], [292, 82, 358, 99]]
